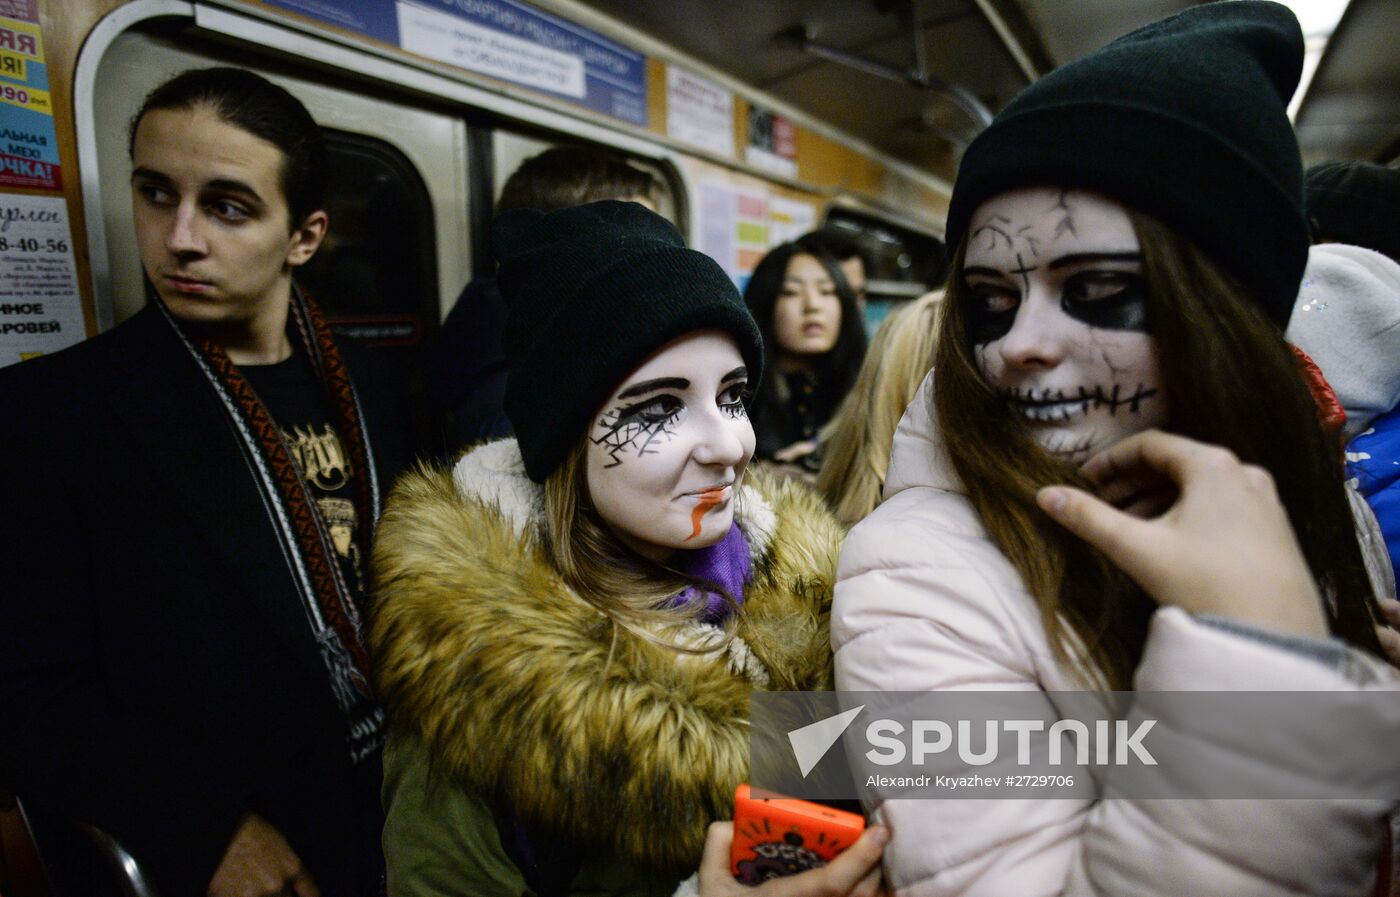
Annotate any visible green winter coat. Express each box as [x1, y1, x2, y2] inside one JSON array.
[[369, 439, 841, 896]]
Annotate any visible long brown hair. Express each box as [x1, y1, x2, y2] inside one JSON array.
[[817, 291, 942, 525], [542, 438, 740, 653], [935, 208, 1382, 689]]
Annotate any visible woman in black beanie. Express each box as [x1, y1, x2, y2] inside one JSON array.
[[834, 2, 1398, 895], [367, 201, 884, 896], [743, 242, 867, 472]]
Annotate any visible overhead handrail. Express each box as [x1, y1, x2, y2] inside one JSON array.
[[773, 1, 995, 132]]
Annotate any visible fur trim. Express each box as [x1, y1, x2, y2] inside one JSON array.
[[370, 441, 840, 873], [450, 438, 542, 537]]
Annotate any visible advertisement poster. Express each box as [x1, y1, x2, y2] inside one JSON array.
[[667, 66, 734, 158], [769, 195, 817, 245], [0, 0, 60, 190], [264, 0, 648, 125], [745, 105, 797, 178], [0, 194, 84, 366], [697, 180, 769, 289]]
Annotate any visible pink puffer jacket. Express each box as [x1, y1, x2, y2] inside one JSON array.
[[832, 373, 1400, 897]]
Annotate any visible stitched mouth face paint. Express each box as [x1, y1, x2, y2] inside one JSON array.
[[1001, 383, 1160, 422], [964, 188, 1168, 463], [585, 330, 755, 563]]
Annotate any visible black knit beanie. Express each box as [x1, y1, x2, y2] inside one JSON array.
[[1306, 161, 1400, 263], [496, 200, 764, 483], [946, 0, 1307, 328]]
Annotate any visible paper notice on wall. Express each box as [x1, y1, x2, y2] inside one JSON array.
[[769, 195, 817, 245], [0, 194, 84, 366], [667, 66, 733, 157], [696, 179, 772, 289], [265, 0, 648, 125], [397, 0, 585, 98], [745, 105, 797, 178], [698, 181, 738, 279]]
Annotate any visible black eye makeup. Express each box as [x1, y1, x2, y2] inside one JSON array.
[[593, 395, 682, 468], [963, 264, 1149, 343], [719, 382, 749, 419], [1061, 271, 1149, 332], [619, 395, 682, 426], [964, 282, 1020, 345]]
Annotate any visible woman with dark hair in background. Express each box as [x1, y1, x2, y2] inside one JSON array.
[[743, 243, 867, 473]]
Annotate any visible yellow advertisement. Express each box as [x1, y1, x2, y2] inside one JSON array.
[[0, 79, 47, 113], [0, 48, 27, 81], [0, 16, 40, 61]]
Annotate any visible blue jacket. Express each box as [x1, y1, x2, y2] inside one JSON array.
[[1347, 404, 1400, 583]]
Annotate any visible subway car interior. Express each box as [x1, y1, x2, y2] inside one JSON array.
[[1, 0, 1398, 894]]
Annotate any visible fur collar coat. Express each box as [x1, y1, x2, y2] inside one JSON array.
[[370, 439, 841, 873]]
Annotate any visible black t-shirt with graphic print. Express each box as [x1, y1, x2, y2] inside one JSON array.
[[242, 351, 366, 599], [241, 350, 386, 763]]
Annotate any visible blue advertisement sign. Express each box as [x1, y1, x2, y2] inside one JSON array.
[[262, 0, 399, 41], [264, 0, 648, 126]]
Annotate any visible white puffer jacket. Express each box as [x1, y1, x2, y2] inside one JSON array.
[[832, 374, 1400, 897]]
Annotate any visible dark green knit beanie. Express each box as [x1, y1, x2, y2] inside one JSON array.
[[496, 200, 764, 483], [946, 0, 1307, 328]]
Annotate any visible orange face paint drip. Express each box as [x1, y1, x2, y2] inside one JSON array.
[[685, 489, 726, 541]]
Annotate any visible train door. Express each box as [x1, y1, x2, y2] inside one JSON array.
[[85, 23, 473, 449]]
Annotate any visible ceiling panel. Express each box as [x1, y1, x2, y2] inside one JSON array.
[[1018, 0, 1195, 65], [572, 0, 1031, 177], [1295, 0, 1400, 164], [566, 0, 1398, 177]]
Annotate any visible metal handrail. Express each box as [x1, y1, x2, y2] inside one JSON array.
[[14, 796, 161, 897], [80, 823, 161, 897]]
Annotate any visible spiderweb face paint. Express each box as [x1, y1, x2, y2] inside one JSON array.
[[964, 188, 1168, 464], [584, 331, 755, 563], [593, 400, 679, 468]]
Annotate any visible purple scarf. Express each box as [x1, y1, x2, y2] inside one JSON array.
[[672, 523, 753, 623]]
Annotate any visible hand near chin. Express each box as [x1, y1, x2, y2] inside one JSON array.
[[1036, 429, 1327, 639], [1376, 598, 1400, 668], [207, 813, 319, 897]]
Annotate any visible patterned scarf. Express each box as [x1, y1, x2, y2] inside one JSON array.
[[155, 285, 384, 761]]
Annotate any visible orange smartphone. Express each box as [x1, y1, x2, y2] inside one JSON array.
[[729, 784, 866, 885]]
